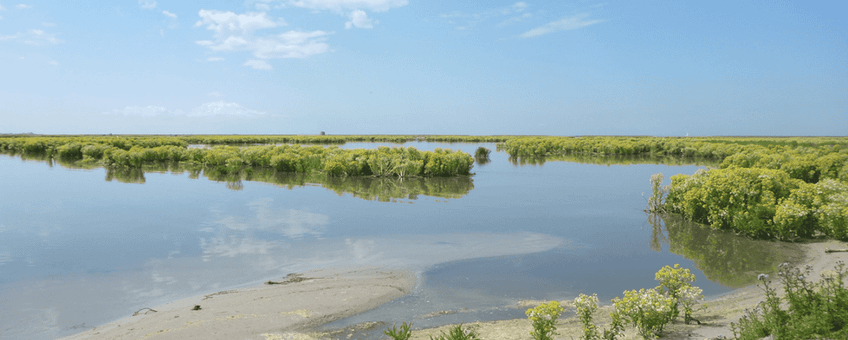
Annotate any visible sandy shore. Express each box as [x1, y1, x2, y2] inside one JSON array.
[[63, 240, 847, 340], [62, 267, 416, 340]]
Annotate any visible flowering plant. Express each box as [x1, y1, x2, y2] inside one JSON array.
[[525, 301, 564, 340]]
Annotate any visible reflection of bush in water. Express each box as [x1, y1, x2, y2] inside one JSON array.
[[649, 213, 804, 288], [203, 166, 474, 201], [106, 167, 146, 184]]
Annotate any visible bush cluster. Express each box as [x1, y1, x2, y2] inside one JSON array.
[[731, 262, 848, 340]]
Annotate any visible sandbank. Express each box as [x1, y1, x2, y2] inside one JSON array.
[[62, 267, 416, 340]]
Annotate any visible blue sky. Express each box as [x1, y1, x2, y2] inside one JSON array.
[[0, 0, 845, 135]]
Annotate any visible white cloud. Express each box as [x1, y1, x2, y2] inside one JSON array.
[[519, 13, 602, 38], [207, 91, 224, 97], [139, 0, 156, 9], [0, 5, 5, 10], [16, 4, 31, 9], [255, 3, 271, 11], [0, 33, 21, 41], [190, 101, 266, 116], [48, 60, 57, 66], [345, 9, 373, 29], [439, 2, 529, 31], [207, 57, 225, 61], [195, 10, 282, 37], [162, 10, 177, 18], [105, 102, 265, 117], [195, 10, 330, 60], [278, 0, 407, 13], [244, 59, 272, 70]]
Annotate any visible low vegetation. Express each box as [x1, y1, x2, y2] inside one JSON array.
[[731, 262, 848, 340]]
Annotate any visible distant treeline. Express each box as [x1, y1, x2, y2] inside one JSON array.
[[0, 136, 476, 177]]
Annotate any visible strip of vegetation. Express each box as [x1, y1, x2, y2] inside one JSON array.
[[0, 136, 475, 178]]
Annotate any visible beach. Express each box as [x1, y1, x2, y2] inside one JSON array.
[[62, 267, 417, 340]]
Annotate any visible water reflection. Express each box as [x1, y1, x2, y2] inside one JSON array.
[[508, 153, 720, 167], [1, 151, 474, 202], [648, 213, 804, 288]]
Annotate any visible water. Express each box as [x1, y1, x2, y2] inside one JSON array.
[[0, 142, 799, 339]]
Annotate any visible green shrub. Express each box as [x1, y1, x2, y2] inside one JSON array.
[[384, 321, 412, 340], [429, 324, 479, 340], [731, 262, 848, 340], [526, 301, 564, 340], [612, 288, 676, 339]]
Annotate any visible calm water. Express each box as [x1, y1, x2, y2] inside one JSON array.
[[0, 142, 798, 339]]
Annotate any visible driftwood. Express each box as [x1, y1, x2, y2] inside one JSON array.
[[825, 248, 848, 253], [266, 273, 313, 285], [132, 307, 157, 316]]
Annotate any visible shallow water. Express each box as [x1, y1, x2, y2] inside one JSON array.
[[0, 142, 797, 339]]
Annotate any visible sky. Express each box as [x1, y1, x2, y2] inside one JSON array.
[[0, 0, 846, 136]]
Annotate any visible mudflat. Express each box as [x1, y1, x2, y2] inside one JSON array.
[[62, 267, 416, 340]]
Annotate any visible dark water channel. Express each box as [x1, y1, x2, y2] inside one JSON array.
[[0, 142, 801, 339]]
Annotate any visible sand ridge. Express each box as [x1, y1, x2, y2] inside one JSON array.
[[62, 267, 416, 340]]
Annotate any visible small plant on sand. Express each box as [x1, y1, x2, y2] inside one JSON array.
[[613, 288, 676, 339], [731, 262, 848, 340], [526, 301, 564, 340], [655, 264, 701, 323], [574, 293, 601, 340], [429, 324, 480, 340], [574, 293, 624, 340], [384, 321, 413, 340]]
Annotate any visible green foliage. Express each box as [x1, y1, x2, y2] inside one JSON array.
[[574, 293, 601, 340], [612, 288, 676, 339], [428, 324, 480, 340], [654, 264, 701, 323], [647, 173, 666, 213], [384, 321, 413, 340], [525, 301, 564, 340], [731, 262, 848, 340]]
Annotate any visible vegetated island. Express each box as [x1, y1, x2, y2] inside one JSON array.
[[10, 134, 848, 339]]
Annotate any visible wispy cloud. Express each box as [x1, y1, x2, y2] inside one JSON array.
[[256, 0, 406, 29], [48, 60, 58, 66], [519, 13, 602, 38], [139, 0, 156, 9], [16, 4, 31, 9], [244, 59, 272, 70], [190, 101, 266, 116], [1, 29, 62, 45], [207, 57, 225, 62], [195, 9, 331, 65], [439, 2, 530, 31], [162, 10, 177, 19], [105, 102, 266, 117], [274, 0, 407, 13], [0, 5, 6, 10]]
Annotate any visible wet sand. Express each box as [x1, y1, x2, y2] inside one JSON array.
[[64, 240, 847, 340], [62, 267, 416, 340]]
